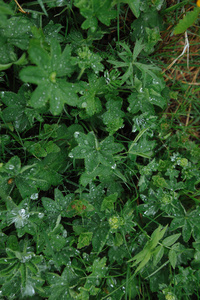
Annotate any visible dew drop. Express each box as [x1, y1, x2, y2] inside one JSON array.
[[111, 164, 116, 169], [74, 131, 80, 138], [30, 193, 38, 200], [38, 213, 44, 219]]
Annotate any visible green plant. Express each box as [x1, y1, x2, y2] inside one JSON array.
[[174, 4, 200, 35], [0, 0, 199, 299]]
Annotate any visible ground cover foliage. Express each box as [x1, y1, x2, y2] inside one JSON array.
[[0, 0, 200, 299]]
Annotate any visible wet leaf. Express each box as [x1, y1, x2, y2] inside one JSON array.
[[102, 96, 125, 134], [169, 249, 177, 269], [92, 224, 110, 253], [77, 232, 93, 249], [101, 192, 118, 211], [162, 233, 181, 247], [69, 131, 123, 173], [19, 40, 76, 115]]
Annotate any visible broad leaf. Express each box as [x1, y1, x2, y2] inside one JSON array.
[[77, 74, 106, 116], [20, 40, 77, 115], [92, 224, 110, 253], [69, 131, 124, 173], [74, 0, 117, 31], [102, 95, 125, 134], [45, 267, 79, 299]]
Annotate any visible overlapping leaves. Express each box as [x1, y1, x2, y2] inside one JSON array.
[[0, 238, 44, 298], [69, 131, 124, 173], [74, 0, 117, 32], [0, 84, 43, 132]]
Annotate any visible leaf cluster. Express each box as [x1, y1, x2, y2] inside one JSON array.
[[0, 0, 199, 299]]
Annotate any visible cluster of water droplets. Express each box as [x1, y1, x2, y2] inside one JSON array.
[[8, 205, 30, 229]]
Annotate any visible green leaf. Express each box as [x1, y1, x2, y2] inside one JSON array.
[[182, 220, 192, 242], [29, 82, 50, 108], [46, 267, 78, 299], [19, 66, 47, 85], [174, 7, 200, 34], [122, 0, 141, 18], [0, 52, 26, 71], [45, 141, 60, 154], [1, 85, 42, 132], [134, 62, 161, 81], [127, 75, 166, 114], [153, 245, 164, 266], [101, 193, 118, 211], [132, 38, 144, 61], [75, 0, 116, 30], [149, 225, 168, 250], [15, 158, 62, 198], [24, 142, 47, 157], [129, 128, 149, 152], [42, 197, 59, 214], [79, 93, 102, 116], [128, 90, 154, 114], [162, 233, 181, 247], [129, 247, 149, 264], [0, 246, 43, 298], [0, 260, 19, 276], [50, 83, 65, 115], [20, 40, 76, 115], [82, 16, 98, 31], [43, 21, 64, 44], [108, 245, 130, 265], [69, 131, 123, 173], [78, 74, 105, 116], [26, 261, 39, 274], [169, 249, 177, 269], [0, 0, 13, 26], [75, 46, 104, 74], [20, 263, 27, 288], [100, 135, 124, 155], [55, 44, 75, 77], [1, 156, 21, 176], [129, 225, 168, 273], [114, 232, 123, 247], [92, 224, 110, 253], [28, 44, 51, 69], [37, 0, 48, 16], [85, 257, 108, 288], [102, 96, 125, 134], [54, 189, 72, 214], [144, 27, 161, 54], [96, 1, 117, 26], [170, 217, 185, 231], [134, 251, 151, 274], [57, 80, 79, 107], [152, 175, 168, 188], [46, 0, 69, 8], [1, 16, 33, 50], [0, 62, 12, 71], [7, 235, 19, 252], [78, 232, 93, 249], [129, 136, 156, 159]]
